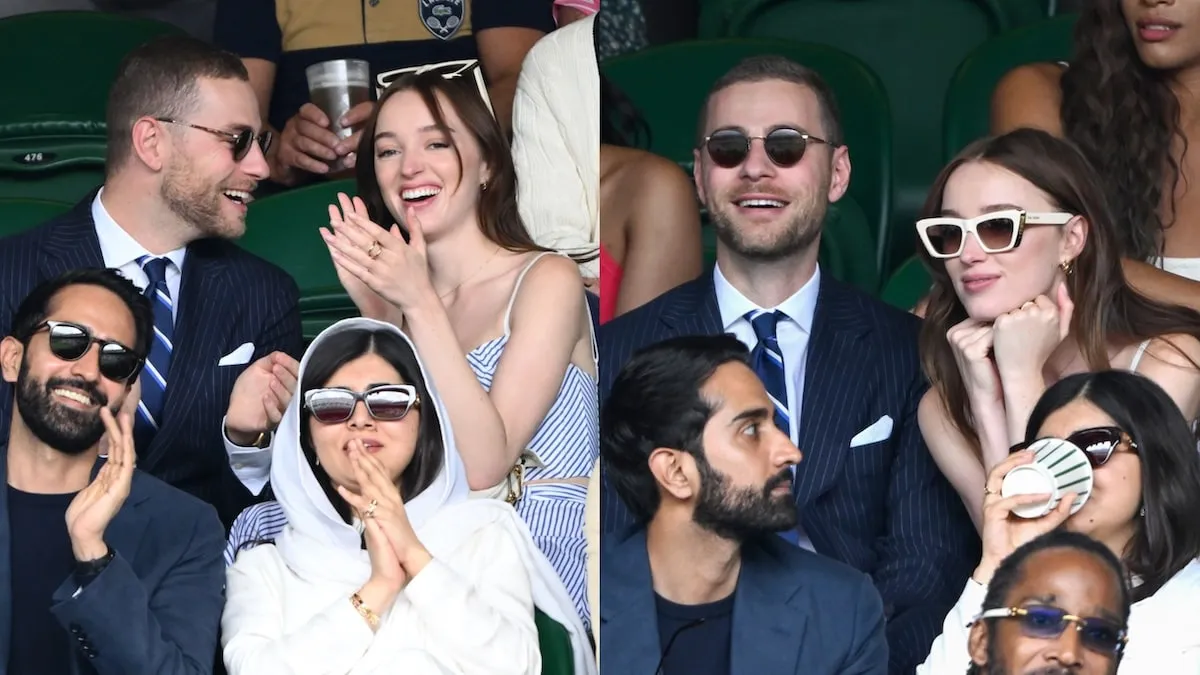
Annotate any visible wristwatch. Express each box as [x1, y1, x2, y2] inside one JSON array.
[[75, 548, 116, 587]]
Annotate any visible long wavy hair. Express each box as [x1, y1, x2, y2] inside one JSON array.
[[919, 129, 1200, 449], [1060, 1, 1186, 260]]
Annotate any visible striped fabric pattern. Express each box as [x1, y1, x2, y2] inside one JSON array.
[[134, 256, 174, 447]]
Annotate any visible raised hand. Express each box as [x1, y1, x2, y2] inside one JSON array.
[[321, 198, 435, 314], [992, 281, 1074, 381], [947, 317, 1002, 406], [225, 352, 298, 446], [336, 442, 428, 578], [67, 408, 136, 560]]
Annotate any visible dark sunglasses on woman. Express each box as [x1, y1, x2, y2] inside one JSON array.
[[304, 384, 421, 424], [155, 117, 274, 162], [916, 209, 1074, 259], [31, 320, 143, 383], [974, 604, 1128, 656], [701, 127, 837, 169], [1011, 426, 1139, 468]]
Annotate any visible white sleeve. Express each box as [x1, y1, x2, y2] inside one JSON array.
[[222, 415, 272, 496], [404, 522, 541, 675], [916, 579, 988, 675], [221, 550, 374, 674]]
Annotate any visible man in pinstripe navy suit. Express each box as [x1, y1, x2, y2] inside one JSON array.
[[0, 36, 302, 530], [597, 55, 978, 673]]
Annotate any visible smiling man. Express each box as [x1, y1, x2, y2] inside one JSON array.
[[0, 35, 303, 529], [0, 269, 225, 675]]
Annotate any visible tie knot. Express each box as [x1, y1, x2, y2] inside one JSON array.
[[140, 256, 170, 286], [746, 310, 786, 341]]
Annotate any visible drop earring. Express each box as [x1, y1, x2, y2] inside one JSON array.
[[1059, 259, 1075, 275]]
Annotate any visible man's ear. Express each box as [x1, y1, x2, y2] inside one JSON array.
[[648, 447, 697, 502], [0, 336, 24, 384], [968, 621, 991, 669]]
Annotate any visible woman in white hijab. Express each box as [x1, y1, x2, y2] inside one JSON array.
[[221, 318, 594, 675]]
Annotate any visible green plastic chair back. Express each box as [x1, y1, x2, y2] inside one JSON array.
[[0, 12, 183, 205], [713, 0, 1012, 277], [239, 180, 360, 342], [0, 197, 73, 238], [880, 255, 933, 311], [942, 14, 1077, 161], [535, 608, 576, 675], [602, 38, 892, 269]]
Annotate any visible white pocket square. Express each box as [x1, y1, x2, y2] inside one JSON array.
[[850, 415, 893, 447], [217, 343, 255, 366]]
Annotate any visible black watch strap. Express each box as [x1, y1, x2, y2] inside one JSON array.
[[75, 549, 115, 587]]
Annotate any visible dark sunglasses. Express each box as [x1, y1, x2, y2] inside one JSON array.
[[916, 209, 1074, 259], [975, 605, 1128, 656], [304, 385, 421, 424], [31, 321, 143, 383], [155, 117, 273, 162], [702, 127, 836, 169], [1012, 426, 1139, 468]]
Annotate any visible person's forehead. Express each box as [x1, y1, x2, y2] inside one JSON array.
[[1006, 548, 1123, 615], [701, 362, 772, 417], [192, 77, 260, 130], [705, 79, 825, 134]]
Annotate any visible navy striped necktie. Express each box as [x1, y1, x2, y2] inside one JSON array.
[[746, 309, 800, 545], [134, 256, 174, 447]]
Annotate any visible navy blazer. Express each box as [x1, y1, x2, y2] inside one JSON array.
[[601, 526, 889, 674], [598, 272, 979, 674], [0, 446, 226, 675], [0, 194, 303, 529]]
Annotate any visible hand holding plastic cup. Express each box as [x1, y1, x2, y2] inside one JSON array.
[[305, 59, 371, 171], [1001, 437, 1094, 518]]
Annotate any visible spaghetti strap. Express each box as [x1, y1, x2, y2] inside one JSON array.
[[1129, 339, 1152, 373], [502, 251, 558, 335]]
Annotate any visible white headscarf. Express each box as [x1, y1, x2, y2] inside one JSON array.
[[268, 318, 595, 675]]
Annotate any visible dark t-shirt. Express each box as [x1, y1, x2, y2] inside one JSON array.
[[215, 0, 554, 132], [654, 591, 735, 675], [7, 486, 77, 675]]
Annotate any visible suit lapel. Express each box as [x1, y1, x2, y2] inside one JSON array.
[[794, 279, 872, 509], [658, 272, 724, 336], [38, 197, 105, 279], [141, 241, 233, 471], [0, 448, 11, 674], [729, 539, 810, 672], [598, 529, 663, 673]]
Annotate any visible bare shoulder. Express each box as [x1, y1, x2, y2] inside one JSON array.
[[991, 62, 1066, 136], [1146, 333, 1200, 369]]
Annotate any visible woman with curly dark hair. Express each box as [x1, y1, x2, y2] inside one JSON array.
[[991, 0, 1200, 308]]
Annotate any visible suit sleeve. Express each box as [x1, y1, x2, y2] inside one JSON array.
[[49, 505, 226, 675], [840, 576, 890, 675], [252, 272, 303, 362], [874, 347, 980, 674]]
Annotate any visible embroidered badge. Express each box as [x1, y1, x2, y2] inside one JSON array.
[[419, 0, 465, 40]]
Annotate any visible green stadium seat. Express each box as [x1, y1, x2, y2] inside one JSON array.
[[603, 39, 892, 274], [535, 608, 576, 675], [942, 14, 1077, 161], [0, 197, 73, 238], [880, 255, 932, 311]]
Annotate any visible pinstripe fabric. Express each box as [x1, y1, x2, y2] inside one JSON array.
[[597, 271, 979, 674], [0, 192, 304, 530]]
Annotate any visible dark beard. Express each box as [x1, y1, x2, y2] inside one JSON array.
[[691, 456, 797, 541], [15, 359, 111, 455], [709, 204, 824, 262], [160, 159, 240, 240]]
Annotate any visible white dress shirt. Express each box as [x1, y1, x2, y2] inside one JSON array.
[[917, 559, 1200, 673], [92, 189, 186, 319], [713, 263, 821, 550]]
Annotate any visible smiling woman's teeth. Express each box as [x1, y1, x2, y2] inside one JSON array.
[[402, 187, 440, 202]]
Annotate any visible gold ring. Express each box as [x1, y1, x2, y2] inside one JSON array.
[[365, 499, 378, 518], [366, 241, 383, 259], [984, 486, 996, 496]]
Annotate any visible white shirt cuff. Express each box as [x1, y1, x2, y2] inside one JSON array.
[[222, 415, 272, 496]]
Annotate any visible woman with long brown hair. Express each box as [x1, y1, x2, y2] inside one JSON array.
[[916, 129, 1200, 530]]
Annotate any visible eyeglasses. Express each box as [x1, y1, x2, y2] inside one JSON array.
[[1011, 427, 1139, 468], [701, 127, 837, 169], [155, 118, 273, 162], [916, 209, 1074, 259], [31, 321, 143, 383], [304, 385, 420, 424], [975, 605, 1128, 656]]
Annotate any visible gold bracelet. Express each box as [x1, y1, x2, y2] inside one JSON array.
[[350, 592, 380, 629]]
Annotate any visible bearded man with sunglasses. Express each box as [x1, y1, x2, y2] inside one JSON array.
[[0, 269, 225, 675], [0, 35, 303, 530], [597, 55, 977, 674]]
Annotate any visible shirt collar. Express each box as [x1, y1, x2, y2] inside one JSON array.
[[92, 188, 187, 272], [713, 262, 821, 333]]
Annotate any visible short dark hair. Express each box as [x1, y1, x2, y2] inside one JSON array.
[[969, 530, 1131, 674], [105, 35, 249, 171], [600, 334, 751, 523], [696, 55, 843, 148], [298, 328, 444, 526], [10, 268, 153, 364]]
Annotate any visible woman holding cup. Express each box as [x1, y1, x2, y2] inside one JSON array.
[[915, 129, 1200, 530], [918, 370, 1200, 674]]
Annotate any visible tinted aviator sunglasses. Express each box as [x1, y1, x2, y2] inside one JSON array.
[[916, 209, 1074, 259], [32, 321, 143, 383], [304, 385, 421, 424], [975, 605, 1128, 656], [702, 127, 837, 169], [1011, 426, 1138, 468], [155, 118, 273, 162]]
